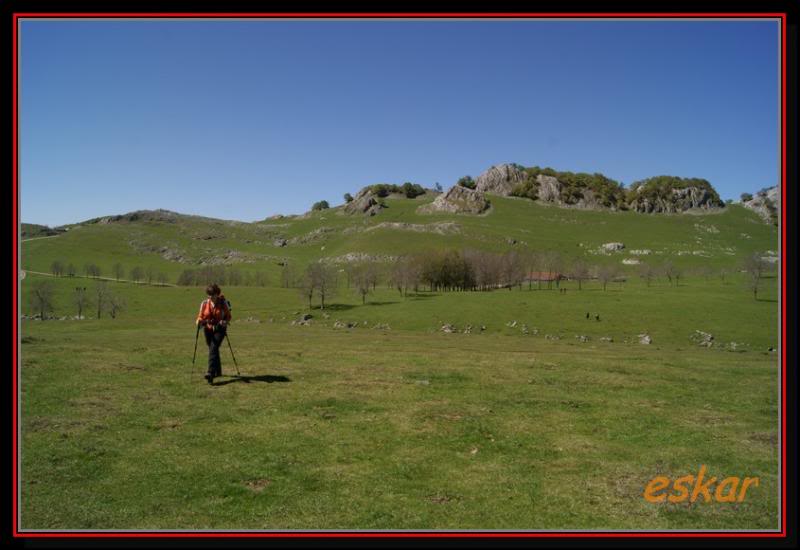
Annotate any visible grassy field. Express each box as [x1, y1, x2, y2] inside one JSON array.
[[18, 272, 780, 530]]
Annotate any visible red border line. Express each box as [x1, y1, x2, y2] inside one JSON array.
[[780, 11, 787, 538], [12, 12, 19, 539], [11, 12, 788, 18], [10, 531, 783, 539], [12, 12, 787, 539]]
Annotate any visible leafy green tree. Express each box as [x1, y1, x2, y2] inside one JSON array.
[[312, 200, 330, 211], [344, 193, 354, 203], [740, 192, 753, 202]]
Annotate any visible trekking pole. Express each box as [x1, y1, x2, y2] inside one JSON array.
[[225, 329, 241, 376], [191, 323, 200, 381]]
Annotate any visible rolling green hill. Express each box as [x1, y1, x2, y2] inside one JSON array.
[[21, 193, 779, 286]]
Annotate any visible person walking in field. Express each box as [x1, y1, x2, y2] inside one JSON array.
[[196, 283, 232, 384]]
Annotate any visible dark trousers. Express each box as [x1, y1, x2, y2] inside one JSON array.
[[204, 326, 227, 377]]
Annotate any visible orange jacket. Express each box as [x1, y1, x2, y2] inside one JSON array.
[[196, 294, 231, 329]]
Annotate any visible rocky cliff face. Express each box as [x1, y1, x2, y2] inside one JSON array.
[[533, 175, 609, 210], [474, 164, 527, 196], [343, 187, 384, 216], [743, 186, 779, 224], [628, 186, 724, 213], [417, 185, 490, 215]]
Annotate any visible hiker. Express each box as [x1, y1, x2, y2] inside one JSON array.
[[196, 283, 232, 383], [595, 314, 600, 322], [586, 312, 590, 319]]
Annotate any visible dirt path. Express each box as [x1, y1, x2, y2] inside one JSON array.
[[21, 234, 62, 243]]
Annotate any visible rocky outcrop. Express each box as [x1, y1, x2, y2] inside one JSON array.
[[417, 185, 490, 215], [475, 164, 527, 195], [87, 209, 181, 225], [364, 222, 461, 235], [743, 186, 779, 224], [536, 175, 561, 203], [629, 185, 724, 213], [343, 187, 385, 216]]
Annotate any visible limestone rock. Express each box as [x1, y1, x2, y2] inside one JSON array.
[[344, 187, 385, 216], [474, 164, 527, 195], [742, 186, 779, 224], [418, 185, 490, 215]]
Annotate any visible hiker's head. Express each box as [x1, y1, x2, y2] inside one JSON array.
[[206, 283, 221, 298]]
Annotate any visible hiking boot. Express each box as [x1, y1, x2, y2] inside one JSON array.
[[204, 373, 214, 384]]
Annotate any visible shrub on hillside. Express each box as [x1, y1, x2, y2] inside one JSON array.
[[457, 176, 476, 190]]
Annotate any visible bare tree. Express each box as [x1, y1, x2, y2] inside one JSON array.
[[365, 261, 380, 292], [50, 260, 65, 277], [541, 251, 563, 289], [719, 267, 729, 284], [95, 281, 110, 319], [130, 266, 144, 284], [299, 272, 314, 310], [501, 250, 526, 290], [156, 272, 168, 286], [112, 263, 124, 281], [73, 286, 91, 318], [106, 292, 126, 319], [254, 270, 269, 287], [228, 268, 242, 286], [639, 262, 657, 287], [30, 280, 55, 319], [525, 250, 540, 290], [662, 260, 678, 286], [280, 262, 294, 288], [67, 263, 76, 277], [306, 261, 337, 309], [145, 266, 155, 285], [351, 262, 373, 304], [743, 253, 765, 300], [595, 264, 619, 291], [570, 258, 591, 290]]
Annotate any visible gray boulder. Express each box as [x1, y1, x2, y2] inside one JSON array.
[[418, 185, 490, 215], [344, 187, 384, 216], [536, 174, 562, 203], [629, 186, 724, 213], [601, 242, 625, 252], [742, 186, 779, 224], [475, 164, 527, 195]]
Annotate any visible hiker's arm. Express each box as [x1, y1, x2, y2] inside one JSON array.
[[196, 302, 206, 325]]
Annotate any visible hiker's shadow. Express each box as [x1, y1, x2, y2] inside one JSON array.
[[213, 374, 291, 387]]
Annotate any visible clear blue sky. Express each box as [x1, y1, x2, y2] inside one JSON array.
[[20, 19, 780, 227]]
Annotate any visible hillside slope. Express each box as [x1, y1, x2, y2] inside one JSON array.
[[21, 193, 779, 285]]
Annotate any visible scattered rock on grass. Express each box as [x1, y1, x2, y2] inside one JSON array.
[[690, 330, 714, 347]]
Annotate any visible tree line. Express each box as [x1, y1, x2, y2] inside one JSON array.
[[282, 249, 774, 310], [48, 260, 170, 285], [28, 280, 126, 320], [176, 266, 269, 287]]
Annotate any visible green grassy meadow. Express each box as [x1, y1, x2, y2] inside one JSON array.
[[19, 274, 780, 530], [18, 195, 781, 530]]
